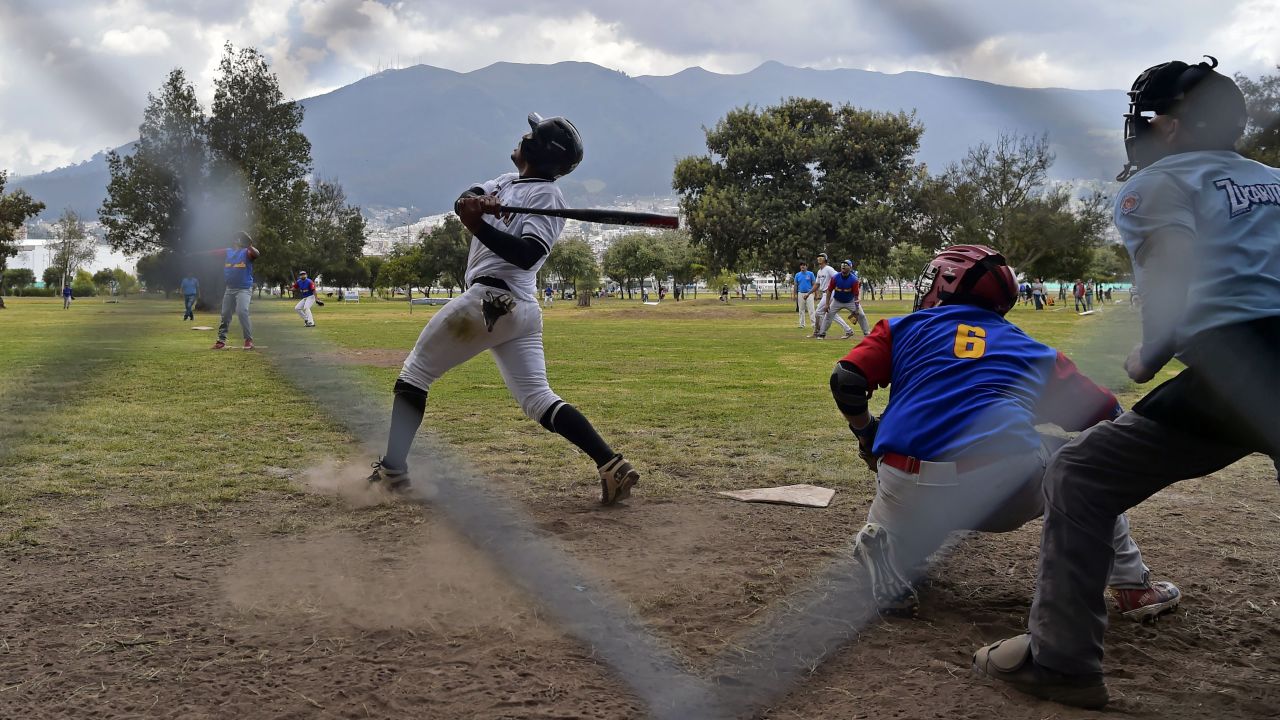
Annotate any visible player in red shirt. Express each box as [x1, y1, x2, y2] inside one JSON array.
[[828, 245, 1179, 619]]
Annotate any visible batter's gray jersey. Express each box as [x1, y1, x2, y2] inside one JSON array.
[[1114, 150, 1280, 350], [465, 173, 567, 302]]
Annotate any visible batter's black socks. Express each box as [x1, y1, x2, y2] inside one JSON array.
[[384, 379, 428, 471], [539, 402, 615, 467]]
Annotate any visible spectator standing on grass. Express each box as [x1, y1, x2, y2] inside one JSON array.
[[720, 284, 729, 303], [181, 272, 200, 320], [213, 231, 258, 351], [1031, 278, 1046, 310], [1085, 279, 1095, 310], [1073, 279, 1087, 312], [794, 261, 817, 329], [1059, 281, 1068, 303], [61, 284, 72, 309], [543, 285, 554, 308]]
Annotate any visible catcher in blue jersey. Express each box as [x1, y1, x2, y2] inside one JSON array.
[[828, 245, 1180, 621]]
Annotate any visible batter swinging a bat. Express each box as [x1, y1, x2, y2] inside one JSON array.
[[365, 112, 641, 505]]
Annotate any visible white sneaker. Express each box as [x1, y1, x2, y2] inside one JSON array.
[[598, 454, 639, 505], [853, 523, 918, 616]]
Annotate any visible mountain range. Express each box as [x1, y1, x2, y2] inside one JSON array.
[[13, 60, 1128, 221]]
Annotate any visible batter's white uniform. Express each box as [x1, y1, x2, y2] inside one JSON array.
[[813, 264, 852, 335], [399, 174, 567, 422]]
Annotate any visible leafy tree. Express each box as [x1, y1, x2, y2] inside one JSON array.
[[100, 68, 207, 256], [418, 216, 470, 296], [674, 98, 926, 286], [1087, 243, 1132, 283], [886, 242, 934, 300], [1236, 66, 1279, 166], [921, 132, 1109, 276], [545, 236, 600, 306], [656, 230, 705, 300], [92, 268, 116, 296], [299, 178, 366, 291], [42, 266, 63, 288], [381, 244, 427, 298], [603, 232, 664, 299], [135, 250, 184, 296], [362, 255, 386, 297], [0, 170, 46, 309], [3, 268, 35, 295], [71, 269, 96, 297], [48, 209, 96, 288], [207, 43, 312, 291], [113, 268, 139, 297]]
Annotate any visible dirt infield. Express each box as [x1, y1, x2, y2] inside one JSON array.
[[3, 456, 1278, 719]]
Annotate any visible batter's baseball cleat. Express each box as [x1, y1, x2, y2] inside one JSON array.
[[853, 523, 919, 616], [971, 634, 1109, 709], [1111, 580, 1181, 622], [598, 454, 639, 505], [366, 459, 411, 492], [211, 340, 226, 350]]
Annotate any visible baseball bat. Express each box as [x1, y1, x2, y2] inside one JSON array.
[[497, 205, 679, 229]]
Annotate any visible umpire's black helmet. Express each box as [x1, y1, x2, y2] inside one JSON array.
[[1117, 55, 1248, 180], [522, 113, 583, 179]]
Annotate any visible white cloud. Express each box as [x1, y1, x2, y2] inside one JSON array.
[[0, 129, 80, 176], [100, 25, 172, 55]]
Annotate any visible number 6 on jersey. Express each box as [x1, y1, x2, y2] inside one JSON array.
[[953, 323, 987, 358]]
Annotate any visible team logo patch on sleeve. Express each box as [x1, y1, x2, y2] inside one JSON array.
[[1119, 192, 1141, 215]]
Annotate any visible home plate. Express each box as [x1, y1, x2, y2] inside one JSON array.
[[717, 484, 835, 508], [1078, 310, 1096, 316], [191, 326, 214, 330]]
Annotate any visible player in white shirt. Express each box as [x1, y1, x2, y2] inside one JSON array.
[[366, 113, 640, 505], [811, 252, 853, 339]]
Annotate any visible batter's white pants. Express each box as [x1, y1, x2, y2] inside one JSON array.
[[796, 294, 816, 327], [295, 295, 315, 325], [398, 284, 562, 422], [819, 300, 868, 336]]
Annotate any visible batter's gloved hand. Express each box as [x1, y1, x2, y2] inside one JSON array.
[[850, 416, 879, 474]]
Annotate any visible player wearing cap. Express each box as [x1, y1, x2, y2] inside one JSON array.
[[973, 56, 1280, 709], [364, 113, 641, 506], [292, 271, 318, 327], [829, 244, 1175, 622], [811, 252, 854, 339], [817, 259, 871, 340]]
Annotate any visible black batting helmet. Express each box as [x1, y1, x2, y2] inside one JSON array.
[[521, 113, 583, 179], [1117, 55, 1248, 181], [914, 244, 1019, 316]]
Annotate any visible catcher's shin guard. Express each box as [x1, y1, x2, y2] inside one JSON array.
[[598, 454, 639, 505]]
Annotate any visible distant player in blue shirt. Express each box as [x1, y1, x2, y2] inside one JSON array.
[[180, 272, 200, 321], [828, 244, 1176, 623], [214, 231, 258, 350], [292, 270, 317, 327], [793, 261, 816, 329], [976, 57, 1280, 709], [61, 284, 73, 309]]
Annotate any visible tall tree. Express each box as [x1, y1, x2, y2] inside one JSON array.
[[545, 237, 600, 307], [656, 230, 705, 300], [0, 170, 45, 309], [300, 178, 366, 290], [418, 216, 470, 296], [100, 68, 207, 255], [1236, 67, 1280, 166], [207, 43, 312, 291], [603, 232, 664, 299], [921, 132, 1109, 276], [49, 209, 96, 288], [674, 98, 925, 283]]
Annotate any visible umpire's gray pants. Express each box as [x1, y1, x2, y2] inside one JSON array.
[[217, 287, 253, 342], [1029, 412, 1251, 676], [867, 438, 1150, 588]]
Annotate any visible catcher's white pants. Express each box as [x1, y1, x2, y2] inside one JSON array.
[[814, 296, 851, 335], [398, 284, 562, 422], [796, 294, 816, 327], [819, 300, 868, 336], [295, 295, 315, 325]]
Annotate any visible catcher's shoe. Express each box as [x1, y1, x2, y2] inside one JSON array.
[[972, 634, 1109, 709], [598, 454, 639, 505], [366, 458, 411, 492], [853, 523, 919, 616], [1111, 580, 1181, 622]]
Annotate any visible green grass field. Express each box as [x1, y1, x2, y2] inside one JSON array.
[[0, 291, 1165, 547]]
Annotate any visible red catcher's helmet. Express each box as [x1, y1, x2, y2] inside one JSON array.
[[913, 244, 1019, 316]]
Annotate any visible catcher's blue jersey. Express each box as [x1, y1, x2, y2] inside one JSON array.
[[842, 304, 1119, 461]]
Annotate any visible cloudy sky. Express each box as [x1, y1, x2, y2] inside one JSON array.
[[1, 0, 1275, 176]]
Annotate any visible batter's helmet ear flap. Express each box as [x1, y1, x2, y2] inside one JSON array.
[[523, 113, 584, 179]]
